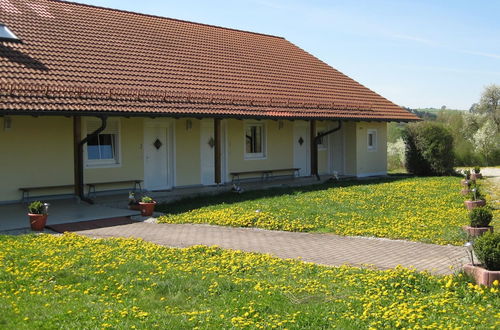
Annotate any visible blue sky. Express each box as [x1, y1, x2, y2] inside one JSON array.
[[70, 0, 500, 110]]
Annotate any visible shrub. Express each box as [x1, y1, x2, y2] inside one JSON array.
[[28, 201, 46, 215], [466, 185, 484, 201], [473, 232, 500, 271], [463, 169, 471, 180], [402, 122, 455, 176], [473, 166, 481, 174], [141, 196, 154, 203], [469, 207, 493, 227]]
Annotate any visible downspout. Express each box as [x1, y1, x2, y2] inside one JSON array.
[[76, 116, 107, 204], [313, 120, 342, 181]]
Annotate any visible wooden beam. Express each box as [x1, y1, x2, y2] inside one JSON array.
[[310, 119, 318, 178], [214, 118, 221, 184], [73, 116, 83, 198]]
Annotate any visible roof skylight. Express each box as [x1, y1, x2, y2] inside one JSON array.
[[0, 23, 21, 43]]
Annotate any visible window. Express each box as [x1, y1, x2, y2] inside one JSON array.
[[367, 129, 377, 151], [85, 119, 120, 166], [245, 123, 265, 158], [317, 129, 327, 150]]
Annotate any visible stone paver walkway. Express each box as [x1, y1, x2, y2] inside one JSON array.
[[75, 222, 468, 275]]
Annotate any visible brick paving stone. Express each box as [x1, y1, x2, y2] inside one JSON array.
[[73, 222, 468, 275]]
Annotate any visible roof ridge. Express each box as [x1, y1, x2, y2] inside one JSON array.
[[49, 0, 285, 40]]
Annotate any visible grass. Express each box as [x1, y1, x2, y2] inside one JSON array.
[[158, 176, 498, 245], [1, 234, 498, 329]]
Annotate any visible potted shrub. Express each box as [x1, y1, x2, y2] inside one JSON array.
[[464, 186, 486, 210], [139, 196, 156, 216], [471, 167, 483, 180], [464, 232, 500, 287], [461, 169, 471, 187], [28, 201, 49, 231], [460, 179, 471, 195], [463, 207, 494, 237]]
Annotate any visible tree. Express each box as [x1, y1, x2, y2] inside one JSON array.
[[478, 84, 500, 132], [473, 119, 500, 164], [402, 122, 455, 175]]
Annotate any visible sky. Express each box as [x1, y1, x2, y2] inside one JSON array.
[[69, 0, 500, 110]]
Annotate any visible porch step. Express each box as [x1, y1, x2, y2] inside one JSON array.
[[46, 216, 134, 233]]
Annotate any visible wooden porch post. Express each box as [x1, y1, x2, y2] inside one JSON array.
[[73, 116, 83, 198], [214, 118, 221, 184], [310, 119, 318, 178]]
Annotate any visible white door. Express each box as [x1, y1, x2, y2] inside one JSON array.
[[144, 126, 170, 190], [200, 119, 215, 185], [293, 122, 310, 176]]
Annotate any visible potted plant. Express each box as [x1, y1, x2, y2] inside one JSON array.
[[128, 192, 141, 211], [139, 196, 156, 216], [463, 207, 494, 237], [460, 179, 471, 195], [471, 166, 483, 180], [28, 201, 49, 231], [464, 186, 486, 210], [463, 232, 500, 287], [461, 169, 471, 187]]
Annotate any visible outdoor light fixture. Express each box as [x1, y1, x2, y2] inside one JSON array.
[[464, 241, 474, 265], [3, 116, 12, 131], [0, 23, 22, 43]]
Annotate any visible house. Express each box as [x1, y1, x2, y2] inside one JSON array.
[[0, 0, 418, 204]]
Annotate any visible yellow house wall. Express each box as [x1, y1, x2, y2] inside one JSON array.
[[227, 119, 294, 179], [0, 116, 74, 202], [355, 122, 387, 176], [175, 118, 201, 186], [84, 117, 144, 186], [344, 121, 358, 176]]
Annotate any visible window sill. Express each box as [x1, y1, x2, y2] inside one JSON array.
[[85, 162, 122, 169], [244, 154, 267, 160]]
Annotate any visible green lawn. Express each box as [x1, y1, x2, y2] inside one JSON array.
[[1, 234, 498, 329], [158, 176, 496, 245]]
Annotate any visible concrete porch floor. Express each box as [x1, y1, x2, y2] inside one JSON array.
[[0, 174, 355, 232], [0, 199, 140, 232]]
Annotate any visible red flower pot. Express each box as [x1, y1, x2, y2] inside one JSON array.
[[471, 173, 482, 180], [139, 202, 156, 216], [463, 264, 500, 287], [460, 179, 470, 187], [462, 225, 493, 238], [464, 200, 486, 210], [460, 189, 471, 195], [28, 213, 48, 231]]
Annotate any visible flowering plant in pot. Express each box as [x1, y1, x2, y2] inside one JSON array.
[[471, 166, 482, 180], [461, 169, 471, 187], [463, 232, 500, 287], [463, 207, 493, 238], [464, 186, 486, 210], [28, 201, 49, 231], [139, 196, 156, 216]]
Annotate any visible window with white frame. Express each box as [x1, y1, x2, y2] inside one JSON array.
[[367, 129, 377, 151], [245, 123, 265, 158], [317, 129, 328, 150], [85, 119, 120, 166]]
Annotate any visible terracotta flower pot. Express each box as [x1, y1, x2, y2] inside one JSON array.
[[460, 179, 470, 187], [460, 189, 471, 195], [471, 173, 482, 180], [462, 225, 493, 238], [463, 264, 500, 287], [139, 202, 156, 216], [464, 200, 486, 210], [28, 213, 48, 231]]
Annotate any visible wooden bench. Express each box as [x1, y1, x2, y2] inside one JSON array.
[[20, 184, 74, 202], [20, 180, 142, 201], [86, 180, 143, 198], [230, 168, 300, 184]]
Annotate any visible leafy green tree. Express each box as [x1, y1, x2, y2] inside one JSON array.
[[402, 122, 455, 175], [477, 84, 500, 132]]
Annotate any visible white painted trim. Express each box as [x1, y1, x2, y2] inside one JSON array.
[[84, 117, 122, 168], [356, 171, 387, 178], [243, 121, 267, 160]]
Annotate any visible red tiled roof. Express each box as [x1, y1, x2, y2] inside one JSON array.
[[0, 0, 418, 121]]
